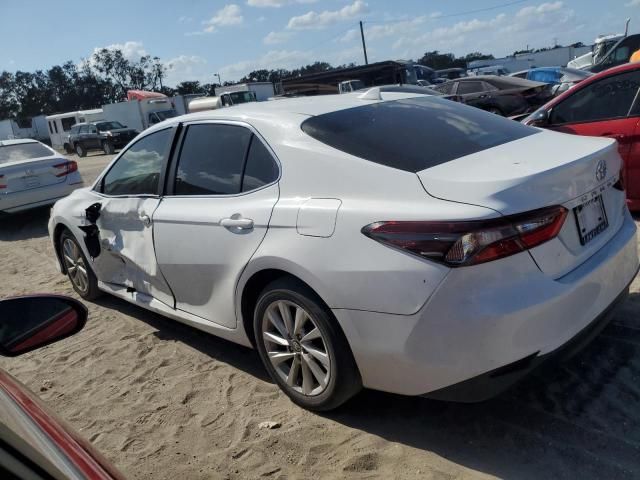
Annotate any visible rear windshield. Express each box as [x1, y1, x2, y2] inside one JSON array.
[[301, 96, 538, 172], [0, 143, 53, 164]]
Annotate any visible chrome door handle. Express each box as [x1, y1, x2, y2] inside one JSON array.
[[140, 214, 152, 227], [220, 217, 254, 229]]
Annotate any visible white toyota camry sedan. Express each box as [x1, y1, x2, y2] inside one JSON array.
[[48, 90, 639, 410], [0, 139, 82, 214]]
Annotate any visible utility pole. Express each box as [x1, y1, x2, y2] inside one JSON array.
[[359, 21, 368, 65]]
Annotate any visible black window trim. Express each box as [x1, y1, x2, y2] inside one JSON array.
[[549, 70, 640, 127], [92, 125, 178, 198], [163, 119, 281, 198]]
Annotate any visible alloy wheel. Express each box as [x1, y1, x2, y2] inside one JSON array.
[[62, 238, 89, 294], [261, 300, 331, 396]]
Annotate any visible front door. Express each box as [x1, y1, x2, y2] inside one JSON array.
[[90, 127, 176, 307], [546, 68, 640, 205], [153, 122, 280, 328]]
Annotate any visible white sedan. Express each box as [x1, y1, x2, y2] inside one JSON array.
[[48, 90, 638, 410], [0, 139, 82, 214]]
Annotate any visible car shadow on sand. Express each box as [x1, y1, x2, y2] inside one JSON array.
[[94, 289, 640, 480], [0, 206, 51, 241]]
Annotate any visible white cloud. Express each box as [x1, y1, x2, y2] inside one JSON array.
[[196, 4, 243, 34], [516, 1, 563, 18], [626, 0, 640, 6], [178, 15, 193, 23], [263, 31, 293, 44], [164, 55, 210, 85], [287, 0, 368, 30], [247, 0, 317, 7], [91, 41, 148, 63], [218, 49, 312, 78]]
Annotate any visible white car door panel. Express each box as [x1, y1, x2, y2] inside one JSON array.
[[153, 185, 279, 327]]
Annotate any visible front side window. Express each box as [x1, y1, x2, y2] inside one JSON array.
[[550, 70, 640, 125], [101, 129, 171, 196], [175, 124, 251, 195], [79, 125, 89, 134]]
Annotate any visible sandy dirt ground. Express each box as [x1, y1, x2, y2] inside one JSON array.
[[1, 152, 639, 479]]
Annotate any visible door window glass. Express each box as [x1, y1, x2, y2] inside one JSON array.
[[79, 125, 88, 134], [53, 122, 58, 134], [175, 124, 251, 195], [242, 137, 279, 192], [101, 128, 171, 195], [457, 81, 484, 94], [551, 70, 640, 124], [61, 117, 76, 131]]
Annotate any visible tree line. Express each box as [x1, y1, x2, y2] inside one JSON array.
[[1, 49, 494, 121]]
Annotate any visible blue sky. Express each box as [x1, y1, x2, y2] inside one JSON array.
[[0, 0, 637, 85]]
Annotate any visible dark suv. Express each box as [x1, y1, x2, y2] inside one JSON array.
[[68, 121, 138, 157]]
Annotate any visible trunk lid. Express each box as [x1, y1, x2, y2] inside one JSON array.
[[0, 157, 68, 193], [417, 130, 625, 277]]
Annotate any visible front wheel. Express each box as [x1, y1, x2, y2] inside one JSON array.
[[75, 143, 86, 157], [254, 278, 361, 411], [59, 229, 101, 300]]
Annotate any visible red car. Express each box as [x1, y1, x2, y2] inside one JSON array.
[[524, 62, 640, 210], [0, 295, 124, 479]]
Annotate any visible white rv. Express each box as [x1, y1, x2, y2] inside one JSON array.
[[46, 109, 104, 151], [213, 82, 275, 102]]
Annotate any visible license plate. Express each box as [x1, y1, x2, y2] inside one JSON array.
[[574, 195, 608, 245], [25, 175, 40, 188]]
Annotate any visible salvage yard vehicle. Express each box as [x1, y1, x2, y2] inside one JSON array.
[[46, 109, 104, 152], [0, 294, 124, 479], [509, 67, 592, 96], [431, 76, 552, 116], [523, 61, 640, 211], [68, 121, 139, 157], [48, 90, 638, 411], [0, 139, 82, 214]]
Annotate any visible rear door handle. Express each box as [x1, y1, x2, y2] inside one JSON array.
[[220, 217, 254, 229]]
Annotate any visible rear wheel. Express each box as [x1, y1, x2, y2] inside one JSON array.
[[75, 143, 86, 157], [254, 278, 361, 411], [102, 141, 115, 155], [59, 230, 100, 300]]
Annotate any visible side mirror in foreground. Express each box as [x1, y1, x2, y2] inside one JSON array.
[[0, 295, 87, 357]]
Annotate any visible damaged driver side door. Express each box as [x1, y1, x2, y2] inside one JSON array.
[[88, 127, 175, 307]]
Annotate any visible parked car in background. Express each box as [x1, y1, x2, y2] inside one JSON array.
[[49, 91, 637, 411], [68, 121, 138, 157], [0, 294, 124, 479], [468, 65, 510, 76], [523, 61, 640, 211], [0, 139, 81, 214], [435, 68, 467, 81], [432, 76, 552, 116], [510, 67, 593, 95]]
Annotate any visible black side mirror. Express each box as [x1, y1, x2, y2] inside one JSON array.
[[0, 296, 87, 357], [526, 109, 550, 127]]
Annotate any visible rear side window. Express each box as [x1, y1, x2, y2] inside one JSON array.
[[301, 96, 538, 173], [242, 137, 279, 192], [102, 129, 171, 196], [551, 70, 640, 124], [80, 125, 88, 134], [175, 124, 252, 195], [434, 82, 454, 94], [457, 81, 484, 94], [0, 143, 53, 164]]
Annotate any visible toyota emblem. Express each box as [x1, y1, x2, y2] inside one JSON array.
[[595, 160, 607, 182]]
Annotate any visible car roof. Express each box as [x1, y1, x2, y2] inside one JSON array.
[[0, 138, 42, 146], [148, 91, 431, 131]]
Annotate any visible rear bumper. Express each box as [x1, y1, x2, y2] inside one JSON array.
[[0, 180, 80, 214], [332, 210, 638, 398]]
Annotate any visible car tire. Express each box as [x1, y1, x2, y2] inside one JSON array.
[[254, 277, 361, 411], [75, 143, 86, 158], [59, 229, 101, 300], [64, 143, 73, 154], [102, 141, 115, 155]]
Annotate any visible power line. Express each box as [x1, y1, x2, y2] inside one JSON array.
[[365, 0, 529, 24]]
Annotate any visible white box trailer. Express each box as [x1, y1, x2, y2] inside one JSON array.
[[102, 98, 178, 132], [0, 118, 37, 141], [214, 82, 275, 101], [46, 109, 104, 151]]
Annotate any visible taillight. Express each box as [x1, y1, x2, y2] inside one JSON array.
[[53, 160, 78, 177], [362, 205, 568, 267], [0, 174, 5, 189]]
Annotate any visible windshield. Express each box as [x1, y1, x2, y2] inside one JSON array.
[[0, 142, 53, 164], [96, 121, 125, 131], [155, 109, 178, 121], [229, 91, 256, 104]]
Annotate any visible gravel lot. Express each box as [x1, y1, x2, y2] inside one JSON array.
[[1, 151, 639, 479]]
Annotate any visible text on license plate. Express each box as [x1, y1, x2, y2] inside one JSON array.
[[574, 195, 608, 245]]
